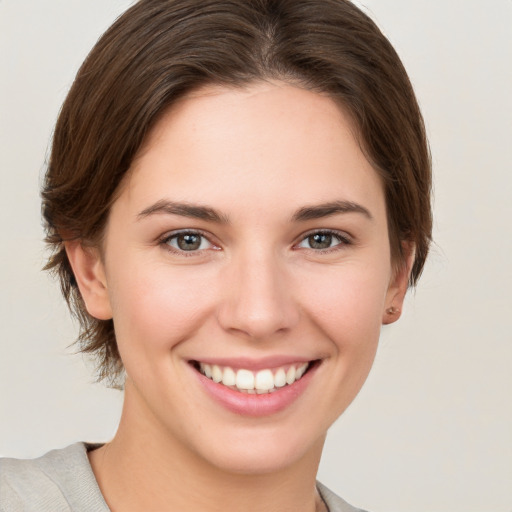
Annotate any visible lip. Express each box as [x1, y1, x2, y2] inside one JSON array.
[[191, 359, 320, 417], [190, 355, 314, 372]]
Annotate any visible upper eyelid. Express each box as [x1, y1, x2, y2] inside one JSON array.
[[160, 228, 213, 242], [296, 228, 352, 242]]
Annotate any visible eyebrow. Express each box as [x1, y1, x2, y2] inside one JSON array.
[[137, 200, 230, 223], [292, 200, 373, 222], [137, 199, 372, 224]]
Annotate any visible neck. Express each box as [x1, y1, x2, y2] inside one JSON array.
[[89, 381, 325, 512]]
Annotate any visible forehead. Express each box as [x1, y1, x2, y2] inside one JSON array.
[[120, 81, 385, 219]]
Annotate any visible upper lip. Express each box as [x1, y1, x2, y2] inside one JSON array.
[[189, 355, 318, 371]]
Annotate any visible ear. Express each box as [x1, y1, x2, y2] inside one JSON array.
[[64, 240, 113, 320], [382, 242, 415, 325]]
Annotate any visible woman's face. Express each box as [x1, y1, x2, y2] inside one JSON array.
[[82, 82, 409, 474]]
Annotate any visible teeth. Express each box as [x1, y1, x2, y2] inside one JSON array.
[[211, 365, 223, 383], [255, 369, 274, 391], [296, 363, 308, 379], [286, 366, 296, 385], [274, 368, 287, 388], [198, 362, 311, 393], [222, 367, 236, 386], [202, 363, 212, 379], [236, 369, 255, 390]]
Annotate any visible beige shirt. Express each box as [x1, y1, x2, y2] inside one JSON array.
[[0, 443, 366, 512]]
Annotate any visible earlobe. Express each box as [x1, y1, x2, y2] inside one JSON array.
[[64, 241, 113, 320], [382, 242, 415, 325]]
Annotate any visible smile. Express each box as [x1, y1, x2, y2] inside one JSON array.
[[194, 362, 311, 394]]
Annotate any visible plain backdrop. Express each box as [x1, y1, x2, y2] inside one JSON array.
[[1, 1, 511, 511]]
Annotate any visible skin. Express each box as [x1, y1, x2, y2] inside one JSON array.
[[66, 82, 412, 512]]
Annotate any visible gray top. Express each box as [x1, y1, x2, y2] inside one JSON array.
[[0, 443, 367, 512]]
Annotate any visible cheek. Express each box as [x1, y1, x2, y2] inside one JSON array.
[[108, 261, 217, 355], [299, 261, 390, 348]]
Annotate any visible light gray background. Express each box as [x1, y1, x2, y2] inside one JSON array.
[[1, 1, 511, 511]]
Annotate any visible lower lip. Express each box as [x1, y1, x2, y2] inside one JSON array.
[[193, 362, 319, 417]]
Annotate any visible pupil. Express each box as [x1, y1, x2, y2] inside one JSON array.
[[310, 233, 332, 249], [177, 234, 201, 251]]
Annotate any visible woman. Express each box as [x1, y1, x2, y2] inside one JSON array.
[[0, 1, 431, 511]]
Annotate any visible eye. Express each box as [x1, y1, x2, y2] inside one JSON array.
[[297, 230, 350, 251], [163, 231, 214, 253]]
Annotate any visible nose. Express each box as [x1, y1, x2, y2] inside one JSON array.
[[216, 249, 300, 340]]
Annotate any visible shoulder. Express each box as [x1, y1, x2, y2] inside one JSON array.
[[317, 481, 369, 512], [0, 443, 109, 512]]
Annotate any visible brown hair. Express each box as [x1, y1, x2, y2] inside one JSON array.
[[42, 0, 432, 385]]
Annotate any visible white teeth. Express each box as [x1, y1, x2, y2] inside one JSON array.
[[236, 369, 255, 390], [198, 362, 312, 393], [211, 365, 222, 383], [274, 368, 287, 388], [222, 367, 236, 386], [199, 363, 212, 379], [255, 369, 274, 391], [296, 363, 308, 379], [286, 366, 296, 385]]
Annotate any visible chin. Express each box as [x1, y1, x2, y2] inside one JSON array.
[[189, 424, 325, 476]]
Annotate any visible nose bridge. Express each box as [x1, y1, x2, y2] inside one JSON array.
[[217, 244, 299, 339]]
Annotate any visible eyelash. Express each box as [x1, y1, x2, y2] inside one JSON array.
[[295, 229, 352, 253], [159, 229, 352, 256], [160, 229, 218, 256]]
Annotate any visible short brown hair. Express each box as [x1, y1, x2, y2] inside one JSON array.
[[42, 0, 432, 385]]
